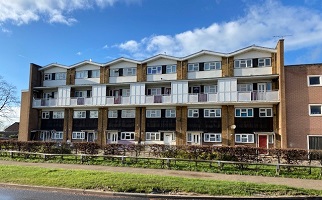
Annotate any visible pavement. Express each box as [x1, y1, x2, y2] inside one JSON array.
[[0, 160, 321, 197]]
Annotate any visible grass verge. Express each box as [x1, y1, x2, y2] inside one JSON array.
[[0, 165, 321, 197]]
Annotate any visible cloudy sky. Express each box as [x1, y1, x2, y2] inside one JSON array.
[[0, 0, 322, 128]]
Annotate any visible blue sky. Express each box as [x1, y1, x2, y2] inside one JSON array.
[[1, 0, 322, 127]]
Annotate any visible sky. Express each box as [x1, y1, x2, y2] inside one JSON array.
[[1, 0, 322, 129]]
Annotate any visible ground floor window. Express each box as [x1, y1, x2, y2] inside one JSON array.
[[121, 132, 135, 140], [204, 133, 221, 142], [308, 135, 322, 150], [72, 132, 85, 139], [146, 132, 160, 141], [235, 134, 254, 143], [51, 131, 63, 139]]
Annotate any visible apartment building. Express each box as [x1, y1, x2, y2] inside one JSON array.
[[285, 64, 322, 150], [19, 40, 286, 149]]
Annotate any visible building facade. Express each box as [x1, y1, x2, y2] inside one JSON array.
[[19, 40, 286, 148], [285, 64, 322, 150]]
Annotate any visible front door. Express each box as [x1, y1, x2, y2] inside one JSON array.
[[107, 132, 118, 144], [257, 83, 266, 100], [164, 133, 172, 145], [258, 135, 268, 154], [190, 133, 201, 145], [87, 132, 94, 142]]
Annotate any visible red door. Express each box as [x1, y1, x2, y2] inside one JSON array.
[[258, 135, 268, 154]]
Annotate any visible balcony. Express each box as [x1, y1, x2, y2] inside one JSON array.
[[106, 96, 130, 105], [33, 98, 57, 107], [70, 97, 92, 106], [145, 95, 172, 104], [237, 90, 279, 102]]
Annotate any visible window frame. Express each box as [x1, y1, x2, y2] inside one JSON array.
[[204, 85, 217, 94], [75, 71, 88, 79], [124, 68, 136, 76], [72, 132, 85, 139], [44, 73, 52, 81], [147, 88, 161, 95], [188, 63, 199, 72], [90, 110, 98, 118], [91, 70, 100, 78], [309, 104, 322, 116], [204, 133, 222, 142], [147, 66, 162, 75], [53, 111, 64, 119], [52, 131, 63, 140], [235, 134, 254, 143], [121, 110, 135, 118], [42, 111, 50, 119], [146, 109, 161, 118], [110, 69, 120, 77], [308, 76, 322, 86], [55, 72, 66, 80], [259, 108, 273, 117], [145, 132, 161, 141], [235, 108, 253, 117], [188, 109, 199, 118], [204, 62, 221, 70], [165, 109, 176, 118], [108, 110, 118, 118], [121, 132, 135, 140], [204, 109, 221, 118], [166, 65, 176, 74], [73, 111, 86, 118], [234, 59, 252, 68]]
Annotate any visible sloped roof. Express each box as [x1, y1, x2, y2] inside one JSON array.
[[4, 122, 19, 132]]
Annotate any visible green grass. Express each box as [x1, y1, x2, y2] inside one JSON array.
[[0, 165, 321, 197]]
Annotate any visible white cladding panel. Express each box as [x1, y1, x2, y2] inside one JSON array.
[[187, 70, 222, 79], [234, 67, 272, 76], [147, 58, 177, 66], [75, 78, 100, 85], [75, 64, 100, 71], [43, 80, 66, 87], [171, 81, 188, 103], [188, 54, 222, 63], [147, 74, 176, 81], [58, 86, 71, 106], [109, 61, 137, 69], [109, 76, 137, 83], [218, 79, 237, 102], [234, 50, 272, 59], [130, 83, 145, 104], [92, 85, 106, 105], [43, 67, 67, 74]]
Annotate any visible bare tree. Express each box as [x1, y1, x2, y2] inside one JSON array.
[[0, 76, 20, 127]]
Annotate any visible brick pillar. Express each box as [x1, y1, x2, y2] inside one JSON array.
[[137, 63, 147, 82], [63, 108, 73, 142], [222, 57, 234, 77], [221, 105, 235, 146], [66, 68, 75, 85], [135, 107, 146, 143], [98, 108, 108, 146], [271, 53, 277, 74], [176, 106, 187, 145], [100, 66, 109, 84], [177, 60, 188, 80], [273, 105, 280, 148]]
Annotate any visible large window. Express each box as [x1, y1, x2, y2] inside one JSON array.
[[204, 133, 221, 142], [44, 73, 52, 80], [121, 110, 135, 118], [73, 111, 86, 118], [56, 72, 66, 80], [235, 134, 254, 143], [259, 108, 273, 117], [108, 110, 118, 118], [146, 132, 160, 141], [147, 66, 162, 74], [90, 111, 98, 118], [234, 59, 252, 68], [237, 84, 253, 91], [52, 132, 63, 139], [308, 136, 322, 150], [204, 109, 221, 117], [309, 105, 322, 116], [166, 109, 176, 118], [204, 62, 221, 70], [166, 65, 176, 74], [124, 68, 136, 76], [53, 111, 64, 119], [72, 132, 85, 139], [146, 110, 161, 118], [75, 71, 88, 79], [121, 132, 135, 140], [188, 109, 199, 118], [42, 111, 50, 119], [110, 69, 119, 77], [204, 85, 217, 93], [91, 70, 100, 78], [258, 58, 271, 67], [235, 108, 253, 117], [188, 63, 199, 71], [147, 88, 161, 95], [308, 76, 322, 86]]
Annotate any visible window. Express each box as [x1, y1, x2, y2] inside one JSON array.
[[72, 132, 85, 139], [166, 65, 176, 74], [166, 109, 176, 118], [55, 72, 66, 80], [235, 134, 254, 143], [204, 85, 217, 93], [235, 108, 253, 117], [75, 91, 85, 97], [73, 111, 86, 118], [121, 132, 135, 140], [91, 70, 100, 78], [188, 109, 199, 118], [258, 58, 271, 67], [188, 63, 199, 71], [75, 71, 88, 79], [204, 133, 221, 142], [309, 105, 322, 116], [259, 108, 273, 117], [237, 84, 253, 91], [42, 111, 50, 119], [108, 110, 118, 118], [52, 131, 63, 139], [268, 135, 274, 144], [110, 69, 119, 77], [146, 132, 160, 141], [204, 109, 221, 117], [90, 111, 98, 118], [308, 76, 322, 86], [121, 110, 135, 118], [147, 88, 161, 95], [204, 62, 221, 70], [122, 89, 130, 97], [308, 136, 322, 150], [146, 110, 161, 118], [53, 111, 64, 119], [147, 66, 162, 74], [124, 68, 136, 76], [44, 73, 52, 80], [234, 59, 252, 68]]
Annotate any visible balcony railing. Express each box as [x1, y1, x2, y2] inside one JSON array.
[[237, 90, 279, 102]]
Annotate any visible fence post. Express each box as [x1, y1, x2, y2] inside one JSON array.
[[166, 158, 171, 169], [276, 164, 280, 175], [121, 156, 125, 165]]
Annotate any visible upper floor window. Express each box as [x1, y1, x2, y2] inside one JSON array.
[[110, 69, 119, 77], [122, 89, 131, 97], [235, 108, 253, 117], [309, 105, 322, 116], [166, 65, 176, 74], [146, 109, 161, 118], [108, 110, 118, 118], [44, 73, 52, 80], [90, 111, 98, 118], [147, 88, 161, 95], [147, 66, 162, 74], [121, 110, 135, 118], [42, 111, 50, 119], [75, 91, 86, 97], [204, 109, 221, 118], [188, 63, 199, 71], [75, 71, 88, 79], [91, 70, 100, 78], [124, 68, 136, 76], [258, 58, 271, 67], [308, 76, 322, 86], [73, 111, 86, 118], [235, 134, 254, 143], [56, 72, 66, 80], [259, 108, 273, 117], [166, 109, 176, 118], [237, 84, 253, 91], [75, 70, 99, 79], [44, 72, 67, 81], [53, 111, 64, 119], [204, 62, 221, 70], [188, 109, 199, 118], [204, 85, 217, 93], [234, 59, 252, 68]]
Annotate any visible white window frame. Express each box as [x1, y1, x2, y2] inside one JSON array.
[[188, 109, 199, 118], [53, 111, 64, 119], [147, 66, 162, 75], [122, 89, 130, 97], [91, 70, 100, 78], [204, 109, 221, 118], [108, 110, 118, 118], [258, 58, 271, 67], [75, 71, 88, 79], [259, 108, 273, 117], [52, 131, 63, 140], [124, 68, 136, 76], [204, 62, 221, 70], [204, 133, 221, 142], [234, 59, 252, 68], [165, 109, 176, 118], [309, 104, 322, 116], [235, 108, 253, 117], [147, 88, 161, 95], [55, 72, 66, 80], [166, 65, 176, 74], [235, 134, 254, 143], [110, 69, 120, 77], [188, 63, 199, 72], [145, 132, 161, 141], [204, 85, 217, 94], [72, 132, 85, 139], [73, 111, 86, 118], [121, 132, 135, 140], [146, 110, 161, 118], [268, 135, 274, 144], [237, 84, 253, 92], [44, 73, 52, 81], [121, 110, 135, 118], [42, 111, 50, 119], [75, 91, 85, 97], [308, 75, 322, 86], [90, 110, 98, 118]]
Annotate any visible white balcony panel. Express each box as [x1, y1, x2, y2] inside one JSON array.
[[130, 83, 145, 104], [238, 92, 251, 101], [58, 87, 71, 106], [92, 85, 106, 105], [171, 81, 188, 103], [109, 76, 137, 83], [188, 94, 198, 102], [188, 70, 222, 79], [234, 67, 272, 76], [266, 91, 279, 101], [122, 96, 130, 104], [75, 78, 100, 85], [162, 95, 171, 103], [208, 93, 218, 102], [147, 74, 176, 82], [145, 96, 154, 104], [43, 80, 66, 87], [106, 97, 114, 105], [33, 99, 41, 107], [85, 98, 92, 105]]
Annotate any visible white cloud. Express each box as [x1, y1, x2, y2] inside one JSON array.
[[0, 0, 140, 26], [114, 0, 322, 59], [76, 51, 82, 56], [0, 106, 20, 131]]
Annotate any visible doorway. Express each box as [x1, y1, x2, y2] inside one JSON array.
[[258, 135, 268, 154]]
